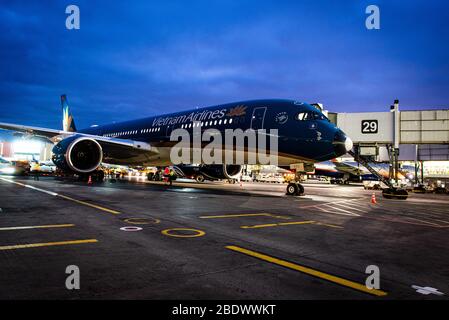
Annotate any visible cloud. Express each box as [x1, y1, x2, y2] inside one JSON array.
[[0, 0, 448, 131]]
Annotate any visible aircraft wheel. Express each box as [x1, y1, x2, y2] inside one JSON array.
[[297, 183, 305, 195], [286, 183, 304, 196], [96, 170, 105, 182], [286, 183, 298, 195]]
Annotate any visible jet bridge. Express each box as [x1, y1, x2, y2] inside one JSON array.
[[348, 150, 408, 199], [331, 100, 449, 199]]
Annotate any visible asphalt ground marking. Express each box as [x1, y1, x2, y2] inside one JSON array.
[[0, 224, 75, 231], [312, 222, 344, 229], [120, 226, 143, 232], [226, 245, 387, 297], [0, 239, 98, 251], [161, 228, 206, 238], [199, 213, 291, 219], [241, 220, 315, 229], [124, 217, 161, 225], [0, 177, 120, 215], [57, 194, 120, 215], [240, 220, 343, 229]]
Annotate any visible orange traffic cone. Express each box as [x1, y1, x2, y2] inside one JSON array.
[[87, 175, 92, 185], [371, 193, 377, 204]]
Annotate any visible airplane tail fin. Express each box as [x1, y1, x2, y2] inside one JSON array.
[[61, 94, 77, 132]]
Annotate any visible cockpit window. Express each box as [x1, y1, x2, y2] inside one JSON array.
[[296, 112, 312, 121], [296, 111, 329, 122], [314, 112, 329, 121]]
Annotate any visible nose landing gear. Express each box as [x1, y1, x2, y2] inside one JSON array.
[[286, 182, 305, 196]]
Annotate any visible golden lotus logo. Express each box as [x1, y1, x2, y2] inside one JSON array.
[[66, 115, 76, 132], [226, 105, 247, 117]]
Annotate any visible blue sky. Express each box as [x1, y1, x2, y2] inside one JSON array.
[[1, 0, 449, 138]]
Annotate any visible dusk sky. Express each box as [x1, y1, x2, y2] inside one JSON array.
[[1, 0, 449, 137]]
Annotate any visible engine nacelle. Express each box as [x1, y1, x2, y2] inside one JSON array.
[[52, 135, 103, 173], [177, 164, 242, 181]]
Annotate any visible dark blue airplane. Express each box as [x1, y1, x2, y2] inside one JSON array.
[[0, 95, 353, 195]]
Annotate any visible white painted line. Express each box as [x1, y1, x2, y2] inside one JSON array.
[[120, 226, 142, 232], [336, 203, 367, 213], [298, 198, 359, 209], [412, 285, 444, 296], [0, 177, 58, 196], [431, 218, 449, 225], [405, 217, 442, 227], [316, 206, 333, 213], [24, 184, 58, 196], [322, 203, 360, 216], [0, 177, 24, 186], [0, 224, 74, 231]]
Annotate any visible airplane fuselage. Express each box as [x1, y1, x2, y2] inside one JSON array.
[[77, 99, 352, 167]]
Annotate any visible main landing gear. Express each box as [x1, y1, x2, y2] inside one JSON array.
[[286, 182, 305, 196]]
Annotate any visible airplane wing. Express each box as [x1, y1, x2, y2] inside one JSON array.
[[0, 122, 64, 139], [334, 161, 366, 175], [0, 122, 158, 159]]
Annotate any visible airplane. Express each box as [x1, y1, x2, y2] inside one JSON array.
[[0, 95, 353, 195]]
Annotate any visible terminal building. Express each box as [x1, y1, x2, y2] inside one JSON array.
[[0, 140, 53, 162]]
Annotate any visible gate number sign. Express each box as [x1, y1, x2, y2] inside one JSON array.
[[361, 120, 378, 134]]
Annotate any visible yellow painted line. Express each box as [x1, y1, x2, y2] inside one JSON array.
[[124, 218, 160, 225], [0, 177, 120, 215], [0, 239, 98, 251], [241, 223, 279, 229], [0, 224, 75, 231], [57, 194, 121, 215], [161, 228, 205, 238], [199, 213, 290, 219], [241, 220, 315, 229], [313, 222, 344, 229], [279, 221, 315, 226], [226, 245, 387, 297]]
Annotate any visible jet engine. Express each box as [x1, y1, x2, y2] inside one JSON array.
[[176, 164, 242, 181], [52, 135, 103, 173]]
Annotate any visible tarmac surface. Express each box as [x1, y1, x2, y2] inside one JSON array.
[[0, 175, 448, 299]]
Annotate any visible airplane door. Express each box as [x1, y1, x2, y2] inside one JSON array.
[[250, 107, 267, 130], [166, 124, 175, 138]]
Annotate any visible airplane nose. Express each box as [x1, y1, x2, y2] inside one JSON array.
[[333, 130, 353, 156]]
